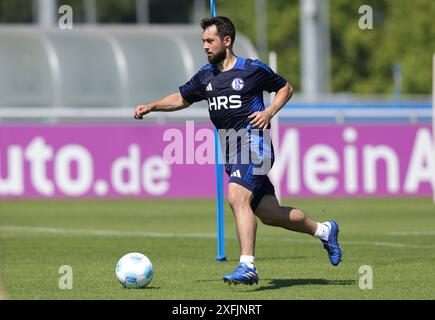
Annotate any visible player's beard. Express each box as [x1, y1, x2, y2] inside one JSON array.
[[207, 45, 227, 64]]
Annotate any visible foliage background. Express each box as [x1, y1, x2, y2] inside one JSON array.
[[0, 0, 434, 94]]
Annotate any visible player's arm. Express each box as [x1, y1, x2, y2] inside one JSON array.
[[266, 82, 293, 118], [134, 92, 191, 119], [249, 82, 293, 130]]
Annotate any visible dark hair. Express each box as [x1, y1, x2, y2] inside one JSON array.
[[200, 16, 236, 48]]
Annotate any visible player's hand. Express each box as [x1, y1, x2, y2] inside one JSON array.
[[134, 104, 153, 120], [248, 110, 273, 130]]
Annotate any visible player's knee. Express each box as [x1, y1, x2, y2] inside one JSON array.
[[259, 214, 278, 226], [227, 193, 249, 211], [289, 208, 306, 222]]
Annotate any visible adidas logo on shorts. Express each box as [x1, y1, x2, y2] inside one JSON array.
[[230, 170, 241, 178]]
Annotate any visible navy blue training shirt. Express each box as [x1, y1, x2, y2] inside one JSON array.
[[179, 57, 287, 131]]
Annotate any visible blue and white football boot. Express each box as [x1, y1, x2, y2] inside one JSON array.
[[223, 262, 259, 285], [321, 220, 342, 266]]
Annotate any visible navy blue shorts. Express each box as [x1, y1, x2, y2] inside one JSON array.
[[225, 163, 276, 212]]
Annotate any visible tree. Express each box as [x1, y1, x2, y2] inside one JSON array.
[[330, 0, 434, 94], [0, 0, 33, 23], [1, 0, 433, 94], [217, 0, 300, 90]]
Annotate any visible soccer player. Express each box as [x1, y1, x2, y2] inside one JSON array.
[[134, 16, 341, 285]]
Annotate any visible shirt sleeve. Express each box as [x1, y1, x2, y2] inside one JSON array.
[[252, 60, 288, 93], [179, 72, 206, 104]]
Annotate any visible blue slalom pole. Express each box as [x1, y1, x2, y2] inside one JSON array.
[[210, 0, 216, 18], [211, 0, 226, 262], [214, 130, 226, 262]]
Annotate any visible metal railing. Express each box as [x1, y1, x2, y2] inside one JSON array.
[[0, 101, 431, 124]]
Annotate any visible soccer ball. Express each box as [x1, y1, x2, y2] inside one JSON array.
[[115, 252, 153, 288]]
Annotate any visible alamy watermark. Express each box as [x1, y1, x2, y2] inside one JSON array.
[[58, 5, 73, 30], [358, 265, 373, 289], [358, 5, 373, 30], [162, 121, 273, 175], [58, 265, 73, 289]]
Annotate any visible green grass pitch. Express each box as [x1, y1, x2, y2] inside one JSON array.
[[0, 198, 434, 300]]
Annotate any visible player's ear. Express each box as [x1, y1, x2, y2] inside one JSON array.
[[223, 35, 232, 48]]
